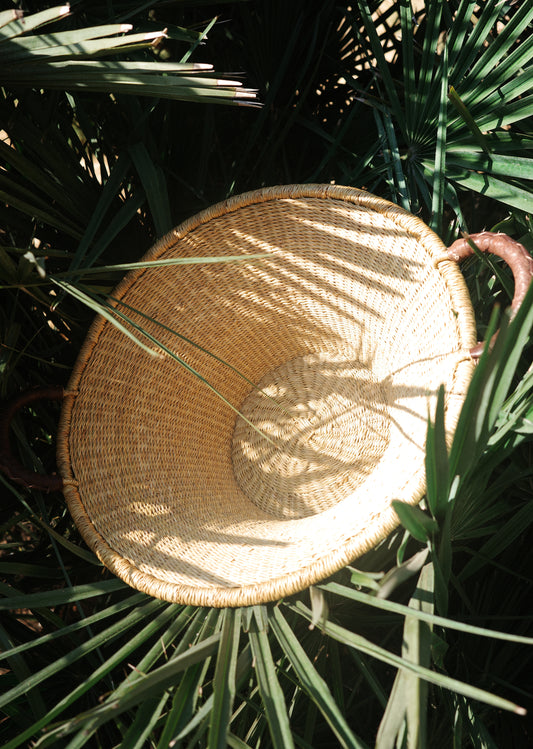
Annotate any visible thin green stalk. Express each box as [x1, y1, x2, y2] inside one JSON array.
[[248, 619, 295, 749], [430, 46, 448, 233], [289, 601, 526, 715]]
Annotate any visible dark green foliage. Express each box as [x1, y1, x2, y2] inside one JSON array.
[[0, 2, 532, 747]]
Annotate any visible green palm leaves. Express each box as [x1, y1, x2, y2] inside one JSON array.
[[0, 5, 257, 105], [1, 1, 532, 747], [348, 0, 533, 227], [0, 4, 258, 284]]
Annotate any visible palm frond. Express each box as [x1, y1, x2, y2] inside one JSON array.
[[0, 5, 258, 106], [346, 0, 533, 225]]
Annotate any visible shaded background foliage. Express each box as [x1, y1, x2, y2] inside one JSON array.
[[1, 1, 532, 747]]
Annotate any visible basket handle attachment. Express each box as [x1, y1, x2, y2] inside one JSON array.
[[0, 386, 64, 491], [447, 231, 533, 359]]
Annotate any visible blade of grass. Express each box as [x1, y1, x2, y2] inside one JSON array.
[[414, 0, 443, 139], [320, 582, 533, 645], [157, 663, 208, 749], [0, 592, 147, 661], [448, 169, 533, 214], [172, 644, 254, 745], [425, 386, 450, 521], [65, 251, 271, 277], [0, 5, 69, 39], [0, 188, 82, 239], [463, 280, 533, 473], [472, 94, 533, 132], [179, 14, 217, 64], [67, 153, 131, 272], [465, 2, 533, 83], [447, 307, 502, 479], [32, 607, 212, 749], [133, 609, 219, 748], [156, 663, 211, 748], [38, 634, 221, 744], [447, 0, 477, 65], [448, 87, 491, 154], [375, 669, 408, 749], [0, 624, 47, 719], [348, 649, 388, 708], [355, 0, 404, 135], [391, 501, 438, 543], [0, 562, 64, 579], [76, 191, 146, 270], [248, 618, 295, 749], [109, 691, 170, 749], [383, 111, 410, 211], [288, 600, 526, 715], [373, 110, 396, 201], [16, 22, 137, 48], [51, 278, 160, 356], [459, 63, 533, 115], [208, 608, 242, 749], [0, 598, 169, 713], [457, 500, 533, 583], [227, 734, 253, 749], [377, 549, 429, 600], [404, 564, 434, 748], [3, 605, 193, 749], [376, 564, 435, 749], [270, 607, 366, 749], [399, 0, 415, 139], [87, 289, 280, 442], [0, 140, 87, 224], [116, 607, 213, 699], [0, 578, 125, 611], [450, 0, 501, 84], [430, 46, 448, 234], [129, 142, 172, 237], [1, 31, 167, 62], [446, 152, 533, 181]]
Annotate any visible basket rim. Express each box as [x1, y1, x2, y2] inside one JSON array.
[[57, 184, 477, 607]]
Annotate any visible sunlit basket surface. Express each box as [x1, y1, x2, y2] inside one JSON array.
[[57, 185, 477, 607]]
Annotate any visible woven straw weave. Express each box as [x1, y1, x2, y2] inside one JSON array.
[[57, 185, 477, 607]]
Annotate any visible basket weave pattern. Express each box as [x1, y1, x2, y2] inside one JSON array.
[[57, 185, 476, 607]]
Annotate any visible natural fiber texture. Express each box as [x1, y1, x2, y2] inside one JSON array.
[[57, 185, 477, 607]]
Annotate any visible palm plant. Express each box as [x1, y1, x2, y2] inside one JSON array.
[[1, 1, 532, 747], [301, 1, 533, 227]]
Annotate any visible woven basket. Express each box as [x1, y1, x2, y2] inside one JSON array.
[[2, 185, 532, 607]]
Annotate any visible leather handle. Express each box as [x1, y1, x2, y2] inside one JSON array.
[[447, 232, 533, 359], [0, 386, 64, 491]]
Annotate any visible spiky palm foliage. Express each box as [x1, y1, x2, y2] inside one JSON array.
[[1, 2, 532, 747], [344, 0, 533, 233]]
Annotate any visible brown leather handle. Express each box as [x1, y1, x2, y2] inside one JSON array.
[[447, 232, 533, 359], [0, 386, 64, 491]]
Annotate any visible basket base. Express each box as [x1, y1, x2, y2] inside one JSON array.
[[231, 351, 391, 519]]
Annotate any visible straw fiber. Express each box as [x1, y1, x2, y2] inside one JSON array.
[[57, 185, 477, 607]]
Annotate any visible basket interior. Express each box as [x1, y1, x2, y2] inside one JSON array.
[[59, 189, 476, 606]]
